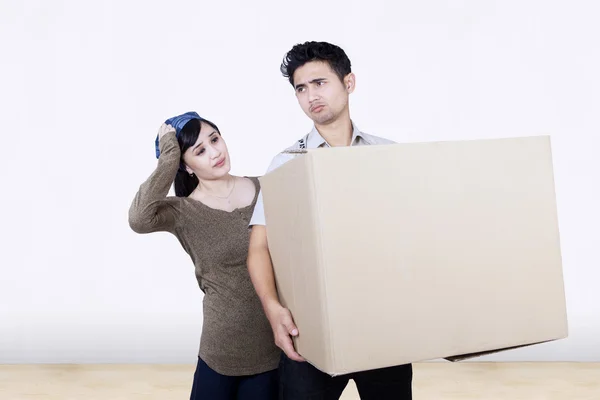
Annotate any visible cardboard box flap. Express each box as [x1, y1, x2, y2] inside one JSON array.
[[444, 339, 558, 362]]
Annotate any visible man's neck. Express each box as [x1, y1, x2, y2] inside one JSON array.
[[315, 116, 353, 147]]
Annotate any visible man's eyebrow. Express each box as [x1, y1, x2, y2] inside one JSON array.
[[295, 78, 326, 90]]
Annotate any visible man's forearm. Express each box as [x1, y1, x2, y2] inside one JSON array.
[[247, 226, 304, 360], [248, 226, 282, 315]]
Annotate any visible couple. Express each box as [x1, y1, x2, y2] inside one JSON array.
[[129, 41, 413, 400]]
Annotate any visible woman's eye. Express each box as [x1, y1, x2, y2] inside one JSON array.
[[197, 148, 205, 155], [211, 137, 219, 143]]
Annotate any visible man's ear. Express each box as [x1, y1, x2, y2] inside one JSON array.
[[344, 73, 356, 94]]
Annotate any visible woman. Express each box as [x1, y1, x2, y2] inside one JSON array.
[[129, 111, 280, 399]]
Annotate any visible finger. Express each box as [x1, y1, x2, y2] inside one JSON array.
[[158, 124, 173, 138], [280, 335, 305, 362], [288, 352, 306, 363], [285, 322, 298, 337], [281, 312, 299, 336]]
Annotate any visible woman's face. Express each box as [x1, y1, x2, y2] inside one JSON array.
[[182, 121, 231, 180]]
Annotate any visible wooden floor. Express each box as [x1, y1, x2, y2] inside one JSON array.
[[1, 362, 598, 399]]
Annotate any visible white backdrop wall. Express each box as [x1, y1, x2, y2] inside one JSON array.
[[1, 0, 598, 363]]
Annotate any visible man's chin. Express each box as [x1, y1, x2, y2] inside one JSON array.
[[312, 114, 335, 125]]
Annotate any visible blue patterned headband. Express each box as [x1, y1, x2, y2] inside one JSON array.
[[155, 111, 202, 159]]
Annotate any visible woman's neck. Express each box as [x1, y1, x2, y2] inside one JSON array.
[[196, 174, 236, 197]]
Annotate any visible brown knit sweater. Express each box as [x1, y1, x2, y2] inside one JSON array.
[[128, 132, 280, 376]]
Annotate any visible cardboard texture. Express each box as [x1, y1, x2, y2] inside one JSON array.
[[259, 136, 568, 376]]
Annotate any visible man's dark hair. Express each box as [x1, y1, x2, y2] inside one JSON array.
[[280, 41, 352, 87]]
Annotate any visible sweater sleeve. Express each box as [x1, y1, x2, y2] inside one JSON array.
[[128, 131, 182, 234]]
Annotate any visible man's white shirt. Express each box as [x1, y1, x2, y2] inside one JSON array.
[[249, 122, 395, 226]]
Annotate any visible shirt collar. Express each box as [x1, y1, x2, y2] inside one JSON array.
[[306, 121, 366, 148]]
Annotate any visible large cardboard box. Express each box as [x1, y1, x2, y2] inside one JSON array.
[[259, 136, 568, 376]]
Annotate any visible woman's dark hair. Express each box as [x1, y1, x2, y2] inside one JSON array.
[[280, 41, 352, 87], [174, 118, 221, 197]]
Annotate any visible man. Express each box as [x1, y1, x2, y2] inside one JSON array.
[[247, 41, 413, 399]]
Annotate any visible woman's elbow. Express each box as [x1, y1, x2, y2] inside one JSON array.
[[128, 211, 152, 234]]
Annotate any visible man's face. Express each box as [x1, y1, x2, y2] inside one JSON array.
[[292, 61, 354, 125]]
